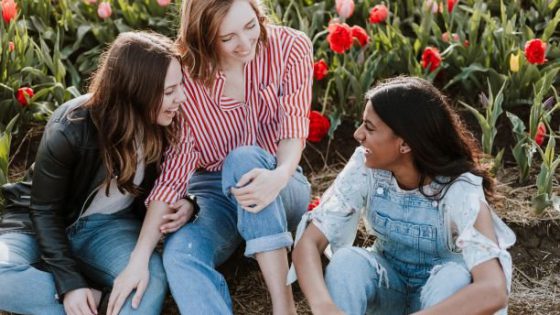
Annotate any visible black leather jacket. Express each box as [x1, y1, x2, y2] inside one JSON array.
[[0, 94, 158, 299]]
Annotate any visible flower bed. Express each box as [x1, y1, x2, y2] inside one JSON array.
[[4, 0, 557, 212]]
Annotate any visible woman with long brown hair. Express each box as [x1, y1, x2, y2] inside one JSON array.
[[110, 0, 313, 314], [0, 31, 194, 315], [292, 76, 516, 315]]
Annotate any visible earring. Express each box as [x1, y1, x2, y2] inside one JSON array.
[[400, 149, 406, 153]]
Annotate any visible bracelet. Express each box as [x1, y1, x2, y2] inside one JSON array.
[[185, 193, 200, 223]]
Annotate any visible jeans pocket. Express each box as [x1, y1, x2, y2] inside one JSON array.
[[373, 212, 437, 255]]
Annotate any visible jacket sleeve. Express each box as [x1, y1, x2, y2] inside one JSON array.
[[30, 121, 89, 300]]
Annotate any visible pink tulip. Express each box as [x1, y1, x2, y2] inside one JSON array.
[[424, 0, 438, 13], [335, 0, 355, 19], [97, 2, 112, 20], [1, 0, 18, 24], [157, 0, 172, 7]]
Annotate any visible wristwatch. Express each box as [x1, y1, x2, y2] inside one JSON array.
[[185, 193, 200, 223]]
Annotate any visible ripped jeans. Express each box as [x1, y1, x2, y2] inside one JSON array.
[[325, 247, 471, 314]]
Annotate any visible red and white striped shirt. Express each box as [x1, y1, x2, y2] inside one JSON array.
[[147, 25, 313, 204]]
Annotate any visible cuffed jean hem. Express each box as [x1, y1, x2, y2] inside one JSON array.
[[244, 231, 293, 258]]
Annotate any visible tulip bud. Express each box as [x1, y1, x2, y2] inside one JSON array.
[[97, 2, 112, 20], [335, 0, 355, 19], [509, 53, 520, 73]]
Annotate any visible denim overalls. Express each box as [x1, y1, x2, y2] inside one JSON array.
[[325, 170, 472, 315]]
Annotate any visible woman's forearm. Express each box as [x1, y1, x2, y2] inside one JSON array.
[[413, 281, 507, 315], [293, 224, 336, 313], [129, 200, 173, 264], [274, 138, 304, 183]]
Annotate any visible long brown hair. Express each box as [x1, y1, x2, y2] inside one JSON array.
[[176, 0, 268, 87], [366, 76, 496, 201], [85, 31, 181, 196]]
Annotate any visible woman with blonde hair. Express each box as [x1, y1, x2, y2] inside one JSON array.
[[110, 0, 313, 314], [0, 31, 194, 315]]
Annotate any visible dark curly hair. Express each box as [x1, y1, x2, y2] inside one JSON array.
[[366, 76, 495, 201]]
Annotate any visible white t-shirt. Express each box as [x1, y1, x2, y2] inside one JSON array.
[[82, 146, 145, 217]]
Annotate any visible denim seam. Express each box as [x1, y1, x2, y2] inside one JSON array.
[[244, 231, 293, 257]]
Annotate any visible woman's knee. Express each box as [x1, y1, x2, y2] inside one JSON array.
[[163, 233, 215, 272], [421, 262, 472, 308], [222, 146, 274, 182], [325, 247, 379, 289]]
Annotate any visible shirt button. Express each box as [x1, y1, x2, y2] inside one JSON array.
[[432, 201, 438, 207], [377, 187, 384, 195]]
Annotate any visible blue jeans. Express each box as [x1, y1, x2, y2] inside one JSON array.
[[0, 209, 167, 315], [325, 247, 471, 315], [163, 145, 311, 314]]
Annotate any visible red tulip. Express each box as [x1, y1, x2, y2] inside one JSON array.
[[326, 23, 353, 54], [351, 25, 369, 47], [308, 111, 330, 143], [524, 39, 547, 65], [421, 47, 442, 72], [1, 0, 17, 24], [369, 4, 388, 24], [447, 0, 458, 12], [335, 0, 354, 19], [313, 60, 329, 81], [308, 197, 321, 211], [16, 87, 34, 106], [535, 123, 546, 146]]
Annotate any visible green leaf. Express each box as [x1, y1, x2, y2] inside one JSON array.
[[444, 63, 489, 90], [327, 112, 341, 139], [542, 7, 560, 42], [532, 193, 551, 214]]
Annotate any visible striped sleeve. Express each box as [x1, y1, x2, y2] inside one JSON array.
[[278, 33, 313, 140], [146, 114, 199, 205]]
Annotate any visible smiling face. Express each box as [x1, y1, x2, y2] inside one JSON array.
[[217, 0, 261, 67], [354, 101, 407, 170], [157, 58, 185, 126]]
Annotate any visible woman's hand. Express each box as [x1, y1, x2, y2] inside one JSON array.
[[159, 198, 194, 234], [63, 288, 97, 315], [230, 168, 289, 213], [107, 260, 149, 315]]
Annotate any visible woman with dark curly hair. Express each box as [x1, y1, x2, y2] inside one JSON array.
[[292, 76, 515, 315]]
